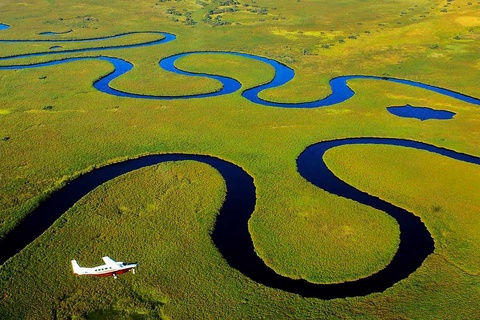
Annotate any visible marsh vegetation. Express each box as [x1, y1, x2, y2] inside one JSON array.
[[0, 0, 479, 318]]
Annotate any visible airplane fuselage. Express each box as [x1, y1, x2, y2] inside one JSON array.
[[72, 257, 137, 279]]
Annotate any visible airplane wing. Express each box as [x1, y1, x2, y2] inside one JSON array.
[[102, 256, 118, 267]]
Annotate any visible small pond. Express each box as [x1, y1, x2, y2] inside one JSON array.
[[387, 104, 456, 120]]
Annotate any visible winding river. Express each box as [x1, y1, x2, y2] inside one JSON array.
[[1, 25, 480, 299], [0, 29, 479, 106]]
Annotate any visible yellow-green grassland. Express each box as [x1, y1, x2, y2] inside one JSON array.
[[0, 0, 479, 318]]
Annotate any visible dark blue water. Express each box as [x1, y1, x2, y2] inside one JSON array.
[[1, 140, 479, 299], [94, 52, 242, 100], [1, 29, 480, 108], [296, 138, 480, 297], [387, 104, 456, 121], [0, 31, 176, 62], [157, 54, 480, 108], [39, 30, 73, 36], [0, 154, 256, 272]]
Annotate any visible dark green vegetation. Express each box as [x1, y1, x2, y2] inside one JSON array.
[[1, 0, 479, 318]]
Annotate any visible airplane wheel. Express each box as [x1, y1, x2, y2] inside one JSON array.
[[113, 273, 117, 279]]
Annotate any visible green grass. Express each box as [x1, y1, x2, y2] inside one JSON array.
[[324, 144, 480, 275], [1, 0, 480, 318]]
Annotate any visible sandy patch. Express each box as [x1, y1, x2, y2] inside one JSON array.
[[271, 29, 337, 40], [455, 16, 480, 27], [428, 52, 446, 58], [271, 29, 301, 40]]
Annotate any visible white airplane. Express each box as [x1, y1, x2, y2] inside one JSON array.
[[71, 256, 137, 279]]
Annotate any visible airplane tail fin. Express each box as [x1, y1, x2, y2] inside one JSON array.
[[71, 260, 82, 275]]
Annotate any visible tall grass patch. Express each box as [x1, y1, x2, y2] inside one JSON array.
[[324, 144, 480, 274]]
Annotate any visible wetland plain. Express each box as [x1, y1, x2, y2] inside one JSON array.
[[0, 0, 479, 319]]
